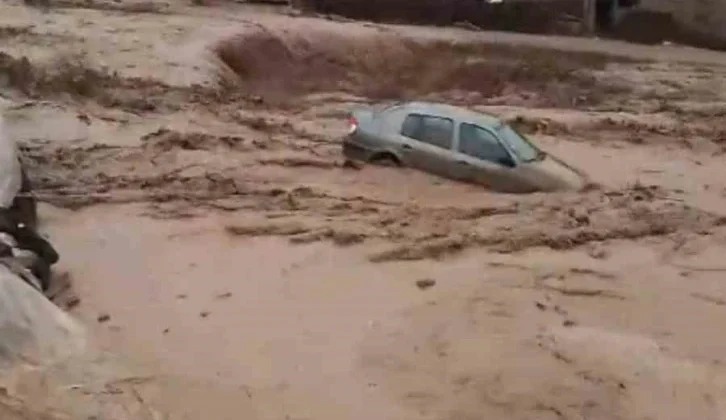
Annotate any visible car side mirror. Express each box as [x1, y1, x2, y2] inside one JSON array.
[[497, 156, 516, 168]]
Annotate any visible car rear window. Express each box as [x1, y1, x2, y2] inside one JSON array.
[[401, 114, 454, 150]]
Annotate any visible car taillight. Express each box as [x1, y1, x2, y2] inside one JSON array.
[[347, 115, 358, 135]]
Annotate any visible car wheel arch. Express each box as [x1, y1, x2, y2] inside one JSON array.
[[368, 150, 403, 166]]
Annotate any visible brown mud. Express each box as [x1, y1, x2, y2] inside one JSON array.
[[294, 0, 726, 52], [3, 1, 726, 419], [213, 28, 627, 105]]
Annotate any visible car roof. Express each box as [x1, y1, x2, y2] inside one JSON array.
[[398, 101, 503, 128]]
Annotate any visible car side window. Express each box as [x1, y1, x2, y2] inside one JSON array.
[[401, 114, 454, 150], [458, 123, 511, 163]]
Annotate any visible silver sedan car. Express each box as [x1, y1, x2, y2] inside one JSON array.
[[342, 101, 588, 193]]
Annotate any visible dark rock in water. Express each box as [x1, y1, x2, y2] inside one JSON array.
[[415, 279, 436, 290]]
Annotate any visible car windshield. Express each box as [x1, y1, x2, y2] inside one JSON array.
[[496, 124, 542, 163]]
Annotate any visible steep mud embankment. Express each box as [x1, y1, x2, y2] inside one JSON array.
[[213, 27, 629, 106]]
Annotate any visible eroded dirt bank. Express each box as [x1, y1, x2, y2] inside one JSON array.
[[2, 1, 726, 419]]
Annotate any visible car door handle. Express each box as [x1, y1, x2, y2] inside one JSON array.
[[455, 160, 469, 165], [402, 144, 413, 150]]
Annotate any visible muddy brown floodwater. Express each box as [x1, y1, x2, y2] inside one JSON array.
[[2, 1, 726, 419]]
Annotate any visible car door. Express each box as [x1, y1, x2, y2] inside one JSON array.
[[451, 123, 526, 192], [395, 113, 455, 178]]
